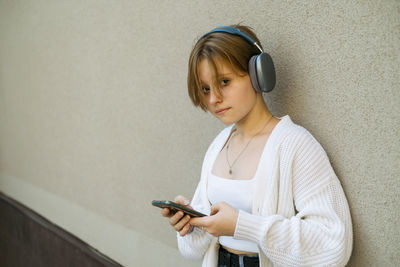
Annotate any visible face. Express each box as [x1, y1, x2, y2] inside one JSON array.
[[198, 59, 258, 125]]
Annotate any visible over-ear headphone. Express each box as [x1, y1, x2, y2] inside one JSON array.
[[199, 26, 276, 93]]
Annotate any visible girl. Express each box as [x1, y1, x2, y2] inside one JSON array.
[[161, 25, 353, 267]]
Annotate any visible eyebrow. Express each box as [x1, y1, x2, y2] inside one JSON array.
[[218, 72, 234, 77], [199, 72, 234, 86]]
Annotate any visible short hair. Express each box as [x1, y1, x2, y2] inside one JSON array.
[[187, 24, 263, 110]]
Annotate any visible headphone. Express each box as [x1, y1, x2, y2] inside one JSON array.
[[199, 26, 276, 93]]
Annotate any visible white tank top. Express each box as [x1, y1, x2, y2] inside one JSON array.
[[207, 171, 259, 253]]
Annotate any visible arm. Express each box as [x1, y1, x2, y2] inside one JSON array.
[[176, 179, 214, 259], [176, 126, 236, 259], [234, 132, 352, 266]]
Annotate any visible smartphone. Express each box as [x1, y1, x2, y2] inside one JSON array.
[[152, 200, 206, 217]]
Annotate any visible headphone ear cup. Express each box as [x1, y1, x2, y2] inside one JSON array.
[[248, 55, 262, 92], [248, 53, 276, 93]]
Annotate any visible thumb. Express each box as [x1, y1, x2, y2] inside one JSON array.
[[189, 217, 202, 227], [189, 216, 208, 228], [210, 203, 221, 216]]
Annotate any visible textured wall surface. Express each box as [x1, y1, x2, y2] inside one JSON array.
[[0, 0, 399, 266]]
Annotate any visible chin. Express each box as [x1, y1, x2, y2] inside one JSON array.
[[217, 117, 236, 125], [210, 112, 238, 125]]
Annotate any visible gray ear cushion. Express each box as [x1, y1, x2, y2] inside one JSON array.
[[248, 55, 262, 92], [257, 53, 276, 92], [248, 53, 276, 93]]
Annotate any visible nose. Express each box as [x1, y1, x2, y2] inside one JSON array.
[[209, 88, 222, 104]]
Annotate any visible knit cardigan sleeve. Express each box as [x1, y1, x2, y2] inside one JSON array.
[[234, 129, 353, 266], [176, 129, 227, 259], [176, 178, 214, 259]]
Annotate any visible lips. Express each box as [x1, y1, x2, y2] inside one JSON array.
[[215, 107, 230, 115]]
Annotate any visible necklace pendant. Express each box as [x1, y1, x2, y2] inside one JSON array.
[[229, 169, 232, 175]]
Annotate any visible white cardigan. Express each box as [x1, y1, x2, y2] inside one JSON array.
[[177, 115, 353, 267]]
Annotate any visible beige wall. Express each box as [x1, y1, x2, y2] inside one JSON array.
[[0, 0, 399, 266]]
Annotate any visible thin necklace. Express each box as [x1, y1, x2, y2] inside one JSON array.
[[226, 115, 274, 175]]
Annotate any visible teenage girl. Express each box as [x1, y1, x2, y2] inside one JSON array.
[[160, 25, 353, 267]]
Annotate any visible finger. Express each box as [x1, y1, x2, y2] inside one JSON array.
[[179, 222, 193, 236], [161, 208, 171, 217], [169, 211, 185, 226], [174, 215, 191, 232], [174, 195, 190, 206]]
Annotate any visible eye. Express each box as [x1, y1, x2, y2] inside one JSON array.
[[221, 79, 230, 86], [202, 87, 210, 94]]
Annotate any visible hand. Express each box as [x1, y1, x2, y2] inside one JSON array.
[[189, 202, 238, 237], [161, 195, 194, 236]]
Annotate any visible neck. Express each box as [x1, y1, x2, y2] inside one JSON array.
[[234, 95, 272, 139]]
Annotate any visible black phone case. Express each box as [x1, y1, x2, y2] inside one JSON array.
[[152, 200, 206, 217]]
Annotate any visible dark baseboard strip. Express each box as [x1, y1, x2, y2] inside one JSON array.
[[0, 190, 124, 267]]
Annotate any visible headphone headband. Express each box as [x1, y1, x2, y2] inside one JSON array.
[[199, 26, 263, 53], [197, 26, 275, 93]]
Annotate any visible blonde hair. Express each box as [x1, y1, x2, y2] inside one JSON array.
[[187, 25, 263, 110]]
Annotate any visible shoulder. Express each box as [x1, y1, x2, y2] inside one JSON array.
[[276, 117, 337, 191], [277, 116, 327, 157]]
